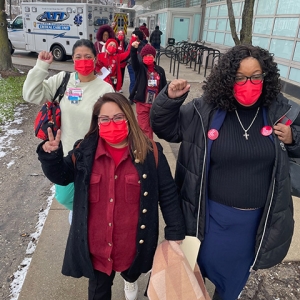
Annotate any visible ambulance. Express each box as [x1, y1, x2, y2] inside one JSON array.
[[112, 12, 128, 35], [7, 2, 115, 61]]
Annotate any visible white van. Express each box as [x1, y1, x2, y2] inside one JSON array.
[[7, 3, 115, 61]]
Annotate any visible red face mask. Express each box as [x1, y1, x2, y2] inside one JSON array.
[[107, 45, 116, 54], [233, 81, 263, 106], [143, 56, 154, 65], [118, 35, 124, 41], [99, 120, 128, 144], [74, 59, 95, 76]]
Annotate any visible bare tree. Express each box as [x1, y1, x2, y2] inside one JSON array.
[[0, 0, 14, 71], [226, 0, 255, 45]]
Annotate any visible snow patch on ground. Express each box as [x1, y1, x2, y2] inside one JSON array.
[[0, 105, 26, 158], [9, 186, 55, 300], [1, 104, 55, 300]]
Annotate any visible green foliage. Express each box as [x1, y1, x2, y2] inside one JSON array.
[[0, 75, 26, 125]]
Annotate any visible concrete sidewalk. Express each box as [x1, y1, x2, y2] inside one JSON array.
[[13, 51, 300, 300]]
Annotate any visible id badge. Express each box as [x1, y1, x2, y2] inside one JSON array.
[[145, 90, 156, 104], [67, 88, 83, 104], [148, 79, 157, 87]]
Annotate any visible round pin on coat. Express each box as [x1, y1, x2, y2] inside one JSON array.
[[261, 126, 273, 136], [208, 129, 219, 140]]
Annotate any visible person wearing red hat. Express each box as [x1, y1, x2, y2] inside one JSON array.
[[116, 30, 128, 93], [95, 36, 136, 91], [129, 43, 167, 139]]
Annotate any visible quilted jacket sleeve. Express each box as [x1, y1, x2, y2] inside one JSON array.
[[150, 84, 196, 143]]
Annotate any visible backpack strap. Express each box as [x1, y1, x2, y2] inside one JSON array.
[[53, 71, 70, 103], [150, 139, 158, 168]]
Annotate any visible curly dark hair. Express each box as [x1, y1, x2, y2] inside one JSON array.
[[202, 44, 281, 111], [96, 24, 115, 42]]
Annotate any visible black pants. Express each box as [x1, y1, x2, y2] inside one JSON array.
[[88, 269, 141, 300]]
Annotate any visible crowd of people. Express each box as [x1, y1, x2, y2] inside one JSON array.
[[22, 20, 300, 300]]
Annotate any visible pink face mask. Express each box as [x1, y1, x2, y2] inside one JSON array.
[[107, 45, 116, 54], [143, 56, 154, 65], [99, 120, 128, 144], [233, 81, 263, 106], [74, 59, 95, 76]]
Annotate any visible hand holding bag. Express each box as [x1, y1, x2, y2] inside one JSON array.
[[34, 72, 70, 140], [148, 240, 210, 300], [278, 99, 300, 197]]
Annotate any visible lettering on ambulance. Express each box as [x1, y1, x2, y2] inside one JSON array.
[[36, 11, 70, 23]]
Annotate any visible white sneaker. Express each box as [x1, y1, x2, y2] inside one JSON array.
[[124, 279, 138, 300]]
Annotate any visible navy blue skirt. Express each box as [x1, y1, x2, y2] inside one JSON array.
[[198, 200, 263, 300]]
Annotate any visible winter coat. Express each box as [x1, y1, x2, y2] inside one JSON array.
[[36, 132, 185, 278], [139, 25, 149, 40], [129, 46, 167, 103], [150, 29, 163, 45], [150, 86, 300, 271], [95, 25, 116, 54]]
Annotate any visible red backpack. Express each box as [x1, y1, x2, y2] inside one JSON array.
[[34, 72, 70, 140]]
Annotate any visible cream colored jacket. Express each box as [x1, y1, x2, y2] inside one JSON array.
[[23, 60, 114, 155]]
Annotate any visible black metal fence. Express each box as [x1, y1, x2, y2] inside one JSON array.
[[156, 39, 224, 79]]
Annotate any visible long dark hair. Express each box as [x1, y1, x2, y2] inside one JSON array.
[[202, 44, 281, 111], [85, 93, 152, 163]]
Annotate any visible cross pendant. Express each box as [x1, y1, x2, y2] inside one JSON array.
[[243, 131, 249, 140]]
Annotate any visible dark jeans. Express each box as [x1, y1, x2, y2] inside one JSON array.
[[88, 269, 141, 300], [127, 64, 135, 94], [151, 42, 160, 54], [88, 270, 116, 300]]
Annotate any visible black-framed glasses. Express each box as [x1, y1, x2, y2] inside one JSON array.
[[234, 73, 266, 86], [98, 113, 126, 126]]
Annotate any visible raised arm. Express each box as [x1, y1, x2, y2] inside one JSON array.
[[23, 51, 65, 105], [150, 79, 195, 143]]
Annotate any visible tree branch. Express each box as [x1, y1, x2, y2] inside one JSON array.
[[226, 0, 241, 45]]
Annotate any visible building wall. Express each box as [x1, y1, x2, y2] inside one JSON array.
[[202, 0, 300, 87]]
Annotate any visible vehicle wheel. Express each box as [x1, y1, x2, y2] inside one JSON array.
[[9, 40, 14, 55], [52, 45, 65, 61]]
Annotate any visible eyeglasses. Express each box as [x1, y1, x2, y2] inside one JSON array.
[[234, 73, 266, 86], [98, 113, 126, 125]]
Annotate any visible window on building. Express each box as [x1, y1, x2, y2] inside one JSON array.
[[277, 64, 289, 78], [289, 68, 300, 83], [253, 18, 274, 35], [252, 36, 270, 49], [256, 0, 277, 15], [273, 18, 299, 37], [270, 39, 294, 60], [277, 0, 300, 14]]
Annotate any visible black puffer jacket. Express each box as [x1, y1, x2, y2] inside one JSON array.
[[37, 132, 185, 278], [150, 86, 300, 270]]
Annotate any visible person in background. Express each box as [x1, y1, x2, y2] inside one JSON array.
[[127, 30, 146, 102], [37, 93, 185, 300], [139, 23, 149, 43], [130, 43, 167, 139], [23, 39, 114, 213], [150, 44, 300, 300], [95, 36, 135, 92], [150, 25, 163, 55], [95, 24, 116, 54], [116, 30, 128, 93]]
